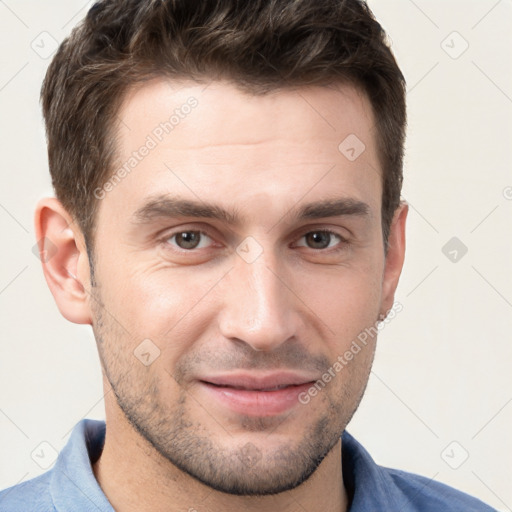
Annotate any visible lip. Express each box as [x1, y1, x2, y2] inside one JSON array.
[[198, 372, 316, 417]]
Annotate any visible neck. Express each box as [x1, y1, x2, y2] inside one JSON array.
[[93, 392, 348, 512]]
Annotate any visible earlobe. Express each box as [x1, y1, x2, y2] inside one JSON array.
[[34, 197, 93, 325], [380, 200, 408, 318]]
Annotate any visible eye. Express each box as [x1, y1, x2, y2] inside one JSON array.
[[295, 230, 344, 250], [165, 230, 213, 250]]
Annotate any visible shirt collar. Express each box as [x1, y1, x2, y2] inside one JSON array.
[[50, 419, 113, 511], [341, 430, 406, 510]]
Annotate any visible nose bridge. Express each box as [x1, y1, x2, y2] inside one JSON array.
[[218, 246, 299, 351]]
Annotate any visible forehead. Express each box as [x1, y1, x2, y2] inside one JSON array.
[[100, 78, 381, 228]]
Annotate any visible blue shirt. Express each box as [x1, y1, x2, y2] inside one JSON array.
[[0, 419, 496, 511]]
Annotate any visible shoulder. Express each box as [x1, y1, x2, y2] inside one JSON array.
[[0, 471, 55, 512], [0, 419, 108, 512], [341, 431, 497, 511], [384, 467, 497, 512]]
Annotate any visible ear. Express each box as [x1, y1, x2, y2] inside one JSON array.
[[34, 197, 93, 325], [380, 201, 408, 317]]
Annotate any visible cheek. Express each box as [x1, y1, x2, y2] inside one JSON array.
[[298, 262, 383, 342], [95, 261, 225, 354]]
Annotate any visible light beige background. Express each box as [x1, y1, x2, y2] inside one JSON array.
[[0, 0, 511, 510]]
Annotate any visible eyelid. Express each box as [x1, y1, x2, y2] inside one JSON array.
[[158, 224, 351, 253], [295, 225, 348, 238]]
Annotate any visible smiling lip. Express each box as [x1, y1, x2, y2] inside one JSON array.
[[198, 372, 316, 417]]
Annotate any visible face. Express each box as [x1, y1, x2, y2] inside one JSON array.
[[87, 79, 398, 495]]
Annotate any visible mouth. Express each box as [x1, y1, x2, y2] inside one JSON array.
[[205, 382, 299, 391], [198, 372, 316, 416]]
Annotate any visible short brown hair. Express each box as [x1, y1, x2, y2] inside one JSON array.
[[41, 0, 406, 253]]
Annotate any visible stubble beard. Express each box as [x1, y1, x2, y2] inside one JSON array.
[[90, 288, 373, 496]]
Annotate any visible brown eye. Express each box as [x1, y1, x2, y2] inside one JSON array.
[[167, 231, 212, 250], [297, 231, 343, 250]]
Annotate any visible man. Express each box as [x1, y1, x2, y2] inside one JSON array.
[[0, 0, 496, 510]]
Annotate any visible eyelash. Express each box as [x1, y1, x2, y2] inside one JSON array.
[[159, 228, 349, 253]]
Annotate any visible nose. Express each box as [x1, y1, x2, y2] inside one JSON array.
[[217, 247, 302, 352]]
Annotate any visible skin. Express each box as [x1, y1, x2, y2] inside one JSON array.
[[35, 79, 407, 512]]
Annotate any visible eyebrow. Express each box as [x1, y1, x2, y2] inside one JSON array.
[[132, 194, 370, 226]]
